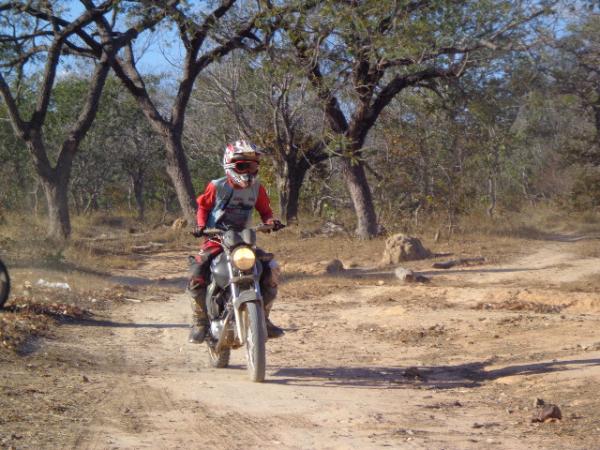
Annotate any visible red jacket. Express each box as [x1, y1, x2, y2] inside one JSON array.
[[196, 179, 273, 228]]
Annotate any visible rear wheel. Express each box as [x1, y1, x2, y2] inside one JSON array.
[[0, 259, 10, 309], [243, 302, 266, 382]]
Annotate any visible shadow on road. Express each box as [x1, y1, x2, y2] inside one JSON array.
[[530, 233, 597, 243], [270, 357, 600, 389], [282, 266, 548, 283], [109, 275, 187, 288], [65, 317, 189, 329], [419, 267, 548, 277]]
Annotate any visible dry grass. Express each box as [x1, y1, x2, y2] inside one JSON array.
[[557, 274, 600, 293], [474, 299, 568, 314], [0, 274, 143, 354], [0, 211, 192, 272], [261, 226, 386, 267], [569, 239, 600, 259], [1, 206, 597, 290], [453, 207, 600, 240]]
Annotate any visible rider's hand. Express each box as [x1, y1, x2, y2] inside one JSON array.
[[266, 218, 285, 232], [191, 225, 205, 238]]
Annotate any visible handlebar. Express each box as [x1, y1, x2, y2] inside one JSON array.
[[202, 228, 224, 237], [191, 223, 286, 238]]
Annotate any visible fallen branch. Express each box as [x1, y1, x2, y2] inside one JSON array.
[[432, 257, 485, 269]]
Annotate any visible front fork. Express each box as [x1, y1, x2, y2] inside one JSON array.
[[227, 255, 264, 343]]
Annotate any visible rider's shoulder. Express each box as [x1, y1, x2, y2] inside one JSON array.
[[211, 176, 228, 187]]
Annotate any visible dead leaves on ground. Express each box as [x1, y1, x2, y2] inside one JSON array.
[[1, 298, 91, 353]]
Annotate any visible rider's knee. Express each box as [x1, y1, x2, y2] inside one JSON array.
[[263, 259, 280, 287], [261, 260, 279, 305], [262, 285, 277, 305], [189, 250, 213, 283]]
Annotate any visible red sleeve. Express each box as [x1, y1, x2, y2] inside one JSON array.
[[196, 182, 217, 227], [255, 184, 273, 223]]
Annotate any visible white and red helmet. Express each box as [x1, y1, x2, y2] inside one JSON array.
[[223, 140, 262, 188]]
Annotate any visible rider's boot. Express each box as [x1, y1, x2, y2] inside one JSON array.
[[260, 260, 284, 339], [264, 299, 284, 339], [187, 280, 208, 344]]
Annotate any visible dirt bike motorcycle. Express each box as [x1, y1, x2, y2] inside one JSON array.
[[196, 223, 283, 382], [0, 258, 10, 308]]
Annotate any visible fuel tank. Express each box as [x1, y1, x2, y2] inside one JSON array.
[[211, 253, 230, 289]]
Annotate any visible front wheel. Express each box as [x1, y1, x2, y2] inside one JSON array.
[[0, 259, 10, 309], [243, 302, 266, 382]]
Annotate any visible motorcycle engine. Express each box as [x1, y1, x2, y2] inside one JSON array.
[[210, 319, 224, 338]]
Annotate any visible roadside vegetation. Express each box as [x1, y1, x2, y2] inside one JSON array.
[[0, 1, 598, 242], [1, 2, 600, 447]]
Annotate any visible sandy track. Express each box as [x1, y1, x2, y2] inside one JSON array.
[[58, 239, 600, 449]]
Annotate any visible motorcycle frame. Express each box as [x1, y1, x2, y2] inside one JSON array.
[[207, 235, 266, 353]]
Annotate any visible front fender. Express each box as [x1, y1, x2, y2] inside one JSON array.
[[233, 290, 263, 343], [233, 289, 262, 311]]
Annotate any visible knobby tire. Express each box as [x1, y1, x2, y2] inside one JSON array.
[[207, 342, 231, 368], [0, 259, 10, 308], [244, 302, 266, 382]]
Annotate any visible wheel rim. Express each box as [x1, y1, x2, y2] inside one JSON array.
[[244, 309, 257, 373]]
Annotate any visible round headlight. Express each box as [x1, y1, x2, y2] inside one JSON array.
[[232, 247, 256, 271]]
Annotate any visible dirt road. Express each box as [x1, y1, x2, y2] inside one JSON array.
[[3, 235, 600, 449]]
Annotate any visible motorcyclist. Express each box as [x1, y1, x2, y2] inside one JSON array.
[[187, 140, 285, 343]]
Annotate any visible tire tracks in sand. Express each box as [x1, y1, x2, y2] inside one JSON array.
[[73, 239, 600, 449]]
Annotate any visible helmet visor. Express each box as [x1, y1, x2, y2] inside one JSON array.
[[232, 160, 259, 174]]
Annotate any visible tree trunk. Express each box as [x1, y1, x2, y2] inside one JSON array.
[[592, 101, 600, 164], [275, 159, 309, 223], [41, 174, 71, 240], [164, 132, 196, 223], [487, 176, 497, 218], [341, 157, 379, 239], [286, 174, 303, 223], [131, 173, 145, 221], [86, 193, 100, 213], [13, 148, 32, 210], [487, 140, 500, 218], [72, 191, 82, 216]]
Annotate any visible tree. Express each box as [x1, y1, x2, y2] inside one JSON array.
[[550, 14, 600, 165], [286, 0, 554, 238], [0, 1, 123, 238], [0, 1, 170, 238], [195, 54, 330, 221], [84, 0, 285, 223], [69, 77, 164, 220], [0, 103, 32, 211]]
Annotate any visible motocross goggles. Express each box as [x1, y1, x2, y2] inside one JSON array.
[[230, 160, 259, 174]]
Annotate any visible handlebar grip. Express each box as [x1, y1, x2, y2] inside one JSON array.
[[202, 228, 223, 236]]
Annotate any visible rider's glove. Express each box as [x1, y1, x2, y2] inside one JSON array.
[[191, 225, 205, 238], [268, 219, 285, 232]]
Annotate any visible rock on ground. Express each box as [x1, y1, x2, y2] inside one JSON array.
[[285, 259, 345, 275], [394, 267, 430, 283], [321, 222, 348, 237], [381, 234, 432, 266], [325, 259, 345, 274], [532, 404, 562, 422]]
